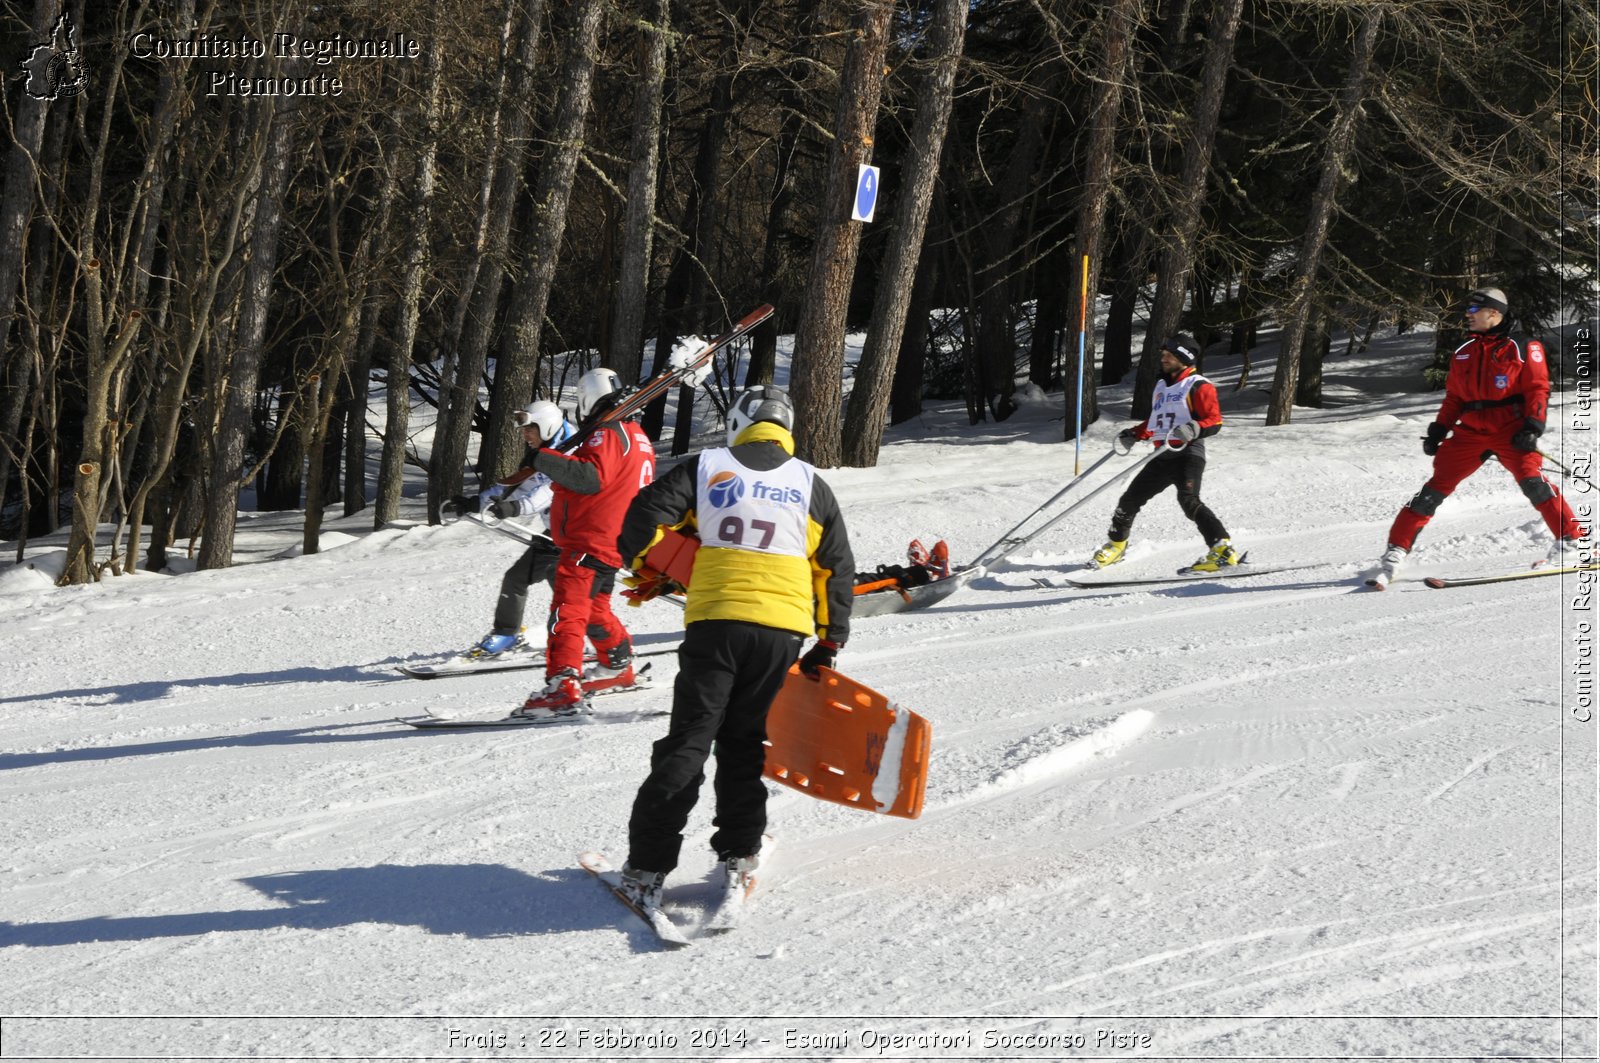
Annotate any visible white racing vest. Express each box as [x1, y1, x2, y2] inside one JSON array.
[[695, 449, 814, 559], [1145, 372, 1210, 442]]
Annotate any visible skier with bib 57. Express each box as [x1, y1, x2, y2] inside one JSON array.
[[1091, 334, 1242, 573], [610, 385, 854, 915]]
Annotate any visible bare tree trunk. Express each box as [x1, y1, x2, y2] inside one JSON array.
[[888, 240, 939, 425], [482, 0, 607, 481], [301, 370, 339, 554], [973, 84, 1054, 423], [1295, 308, 1330, 408], [127, 125, 266, 572], [789, 0, 894, 467], [0, 0, 61, 378], [606, 0, 669, 384], [0, 0, 67, 514], [840, 0, 965, 467], [376, 28, 445, 526], [644, 67, 734, 443], [428, 0, 548, 521], [745, 0, 822, 388], [1067, 0, 1138, 435], [1267, 8, 1380, 425], [198, 96, 298, 570], [1133, 0, 1244, 418], [342, 149, 400, 518], [60, 0, 150, 584]]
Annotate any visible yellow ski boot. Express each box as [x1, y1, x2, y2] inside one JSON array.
[[1187, 539, 1241, 573], [1091, 539, 1128, 569]]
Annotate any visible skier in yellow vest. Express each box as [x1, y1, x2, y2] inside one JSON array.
[[611, 385, 854, 915]]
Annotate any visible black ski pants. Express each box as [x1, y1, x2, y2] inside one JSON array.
[[627, 619, 803, 874], [1109, 450, 1229, 545], [491, 538, 560, 635]]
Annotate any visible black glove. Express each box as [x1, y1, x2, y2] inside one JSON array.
[[1117, 427, 1140, 445], [1422, 422, 1449, 457], [488, 497, 516, 519], [1511, 418, 1544, 453], [444, 494, 474, 515], [797, 639, 839, 679]]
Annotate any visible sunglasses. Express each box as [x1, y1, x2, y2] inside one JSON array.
[[1465, 305, 1484, 314]]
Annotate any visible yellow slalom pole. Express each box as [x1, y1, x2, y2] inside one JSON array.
[[1075, 253, 1089, 474]]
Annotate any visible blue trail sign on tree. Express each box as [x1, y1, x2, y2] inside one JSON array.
[[851, 164, 880, 223]]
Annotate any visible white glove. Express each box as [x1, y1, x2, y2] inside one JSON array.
[[667, 337, 714, 387]]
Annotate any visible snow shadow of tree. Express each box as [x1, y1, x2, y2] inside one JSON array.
[[0, 865, 617, 944]]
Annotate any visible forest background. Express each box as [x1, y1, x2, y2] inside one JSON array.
[[0, 0, 1593, 585]]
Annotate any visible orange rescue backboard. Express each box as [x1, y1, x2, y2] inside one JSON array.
[[763, 664, 931, 819]]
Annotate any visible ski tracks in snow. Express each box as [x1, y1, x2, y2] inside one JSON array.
[[931, 709, 1156, 812]]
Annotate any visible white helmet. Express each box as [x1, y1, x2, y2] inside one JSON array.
[[726, 385, 794, 446], [513, 400, 565, 441], [576, 367, 623, 420]]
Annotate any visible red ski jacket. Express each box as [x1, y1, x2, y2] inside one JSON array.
[[1436, 331, 1550, 434], [533, 419, 655, 566]]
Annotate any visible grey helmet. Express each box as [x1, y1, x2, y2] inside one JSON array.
[[726, 385, 794, 446]]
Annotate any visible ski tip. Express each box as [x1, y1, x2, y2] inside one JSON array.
[[1423, 577, 1448, 589], [1362, 578, 1386, 590]]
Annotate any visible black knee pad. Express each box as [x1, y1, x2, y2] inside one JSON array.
[[1407, 485, 1446, 516], [1519, 476, 1556, 505]]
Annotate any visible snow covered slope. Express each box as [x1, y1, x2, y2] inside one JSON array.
[[1, 330, 1594, 1060]]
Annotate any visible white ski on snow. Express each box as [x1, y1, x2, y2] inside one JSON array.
[[1055, 562, 1318, 589], [577, 850, 692, 949], [396, 664, 661, 728], [398, 645, 676, 680]]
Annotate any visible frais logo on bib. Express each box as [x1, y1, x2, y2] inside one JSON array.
[[749, 480, 805, 505]]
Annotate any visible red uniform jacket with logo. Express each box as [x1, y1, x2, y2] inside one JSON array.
[[1436, 332, 1549, 434], [535, 420, 655, 566]]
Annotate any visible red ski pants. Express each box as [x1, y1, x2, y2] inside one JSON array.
[[544, 550, 631, 679], [1387, 427, 1580, 550]]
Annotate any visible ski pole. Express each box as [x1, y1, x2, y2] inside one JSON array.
[[968, 447, 1120, 572], [972, 428, 1186, 572], [453, 510, 551, 548], [989, 445, 1163, 565]]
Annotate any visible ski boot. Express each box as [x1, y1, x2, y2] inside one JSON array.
[[582, 657, 641, 694], [1091, 539, 1128, 568], [1537, 537, 1580, 570], [512, 668, 590, 722], [1187, 538, 1241, 573], [468, 630, 528, 659], [907, 539, 931, 569], [618, 863, 666, 909], [1367, 544, 1406, 589], [927, 540, 951, 579]]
